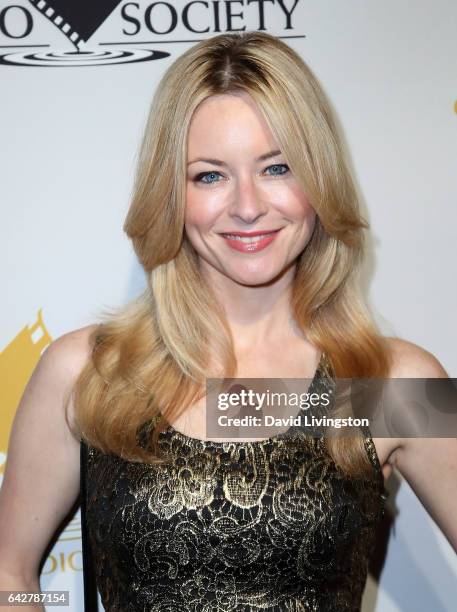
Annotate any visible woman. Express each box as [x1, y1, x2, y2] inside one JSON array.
[[0, 31, 456, 611]]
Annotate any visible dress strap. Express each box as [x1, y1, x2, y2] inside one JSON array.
[[319, 350, 335, 381], [80, 440, 99, 611]]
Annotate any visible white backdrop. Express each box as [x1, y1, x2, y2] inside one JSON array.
[[1, 1, 456, 610]]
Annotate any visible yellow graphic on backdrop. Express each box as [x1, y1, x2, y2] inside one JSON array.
[[0, 309, 52, 474]]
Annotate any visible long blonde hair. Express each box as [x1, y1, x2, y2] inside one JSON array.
[[69, 31, 391, 477]]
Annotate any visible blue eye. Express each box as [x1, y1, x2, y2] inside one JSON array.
[[194, 171, 222, 185], [266, 164, 289, 176]]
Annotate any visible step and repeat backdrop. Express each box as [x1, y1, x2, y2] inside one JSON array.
[[1, 1, 456, 610]]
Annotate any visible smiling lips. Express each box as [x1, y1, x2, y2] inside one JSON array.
[[219, 228, 282, 253]]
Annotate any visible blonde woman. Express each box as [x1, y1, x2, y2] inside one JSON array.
[[0, 31, 456, 612]]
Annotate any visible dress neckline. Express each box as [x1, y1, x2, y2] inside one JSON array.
[[162, 350, 331, 447]]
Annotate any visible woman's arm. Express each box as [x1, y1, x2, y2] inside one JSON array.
[[0, 326, 95, 610], [386, 337, 457, 552]]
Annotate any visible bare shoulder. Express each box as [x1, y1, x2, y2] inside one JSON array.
[[373, 337, 450, 471], [38, 323, 100, 431], [384, 336, 449, 378], [43, 323, 98, 370], [378, 336, 450, 469]]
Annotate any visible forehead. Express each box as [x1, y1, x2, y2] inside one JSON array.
[[187, 91, 277, 150], [192, 90, 257, 114]]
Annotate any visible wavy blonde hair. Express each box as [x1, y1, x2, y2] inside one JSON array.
[[69, 31, 391, 477]]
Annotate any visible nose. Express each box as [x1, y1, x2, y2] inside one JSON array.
[[228, 171, 268, 225]]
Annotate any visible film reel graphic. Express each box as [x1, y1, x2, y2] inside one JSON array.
[[0, 0, 171, 67], [29, 0, 124, 50], [0, 48, 169, 67]]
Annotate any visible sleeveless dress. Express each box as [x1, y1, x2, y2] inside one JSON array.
[[81, 355, 387, 612]]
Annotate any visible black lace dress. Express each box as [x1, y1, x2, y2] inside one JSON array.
[[80, 357, 386, 611]]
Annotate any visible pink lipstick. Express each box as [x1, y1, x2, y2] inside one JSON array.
[[219, 228, 282, 253]]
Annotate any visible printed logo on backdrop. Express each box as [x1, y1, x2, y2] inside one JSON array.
[[0, 0, 304, 67]]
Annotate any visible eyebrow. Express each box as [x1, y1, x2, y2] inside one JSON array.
[[187, 149, 282, 166]]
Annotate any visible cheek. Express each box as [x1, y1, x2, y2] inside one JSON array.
[[185, 209, 212, 234], [303, 202, 317, 224], [185, 186, 225, 231], [274, 180, 314, 220], [185, 190, 208, 231], [287, 191, 316, 224]]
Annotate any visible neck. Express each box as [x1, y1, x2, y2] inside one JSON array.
[[200, 260, 306, 353]]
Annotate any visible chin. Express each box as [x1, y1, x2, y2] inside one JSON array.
[[224, 267, 285, 287]]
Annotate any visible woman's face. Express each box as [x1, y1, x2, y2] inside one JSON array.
[[185, 91, 316, 287]]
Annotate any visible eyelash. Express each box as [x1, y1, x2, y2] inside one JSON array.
[[193, 164, 290, 185]]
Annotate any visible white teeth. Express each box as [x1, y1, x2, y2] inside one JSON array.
[[223, 232, 275, 243]]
